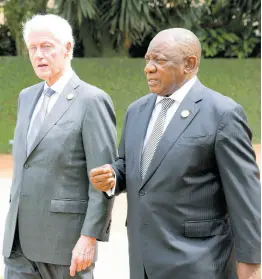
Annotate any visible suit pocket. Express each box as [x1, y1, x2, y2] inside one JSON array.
[[50, 199, 88, 214], [184, 217, 229, 238], [177, 134, 211, 146], [54, 120, 75, 128]]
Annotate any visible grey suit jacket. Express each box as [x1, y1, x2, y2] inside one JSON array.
[[112, 79, 261, 279], [3, 73, 117, 265]]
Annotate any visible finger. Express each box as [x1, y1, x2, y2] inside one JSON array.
[[76, 262, 82, 272], [90, 173, 113, 183], [81, 261, 89, 271], [93, 178, 115, 191], [100, 179, 116, 191], [75, 255, 84, 272], [78, 255, 89, 271], [109, 180, 115, 189], [90, 164, 111, 177], [82, 255, 91, 270], [90, 167, 106, 177], [69, 259, 77, 277]]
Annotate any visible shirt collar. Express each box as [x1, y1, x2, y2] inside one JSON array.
[[43, 66, 74, 94], [155, 75, 197, 105]]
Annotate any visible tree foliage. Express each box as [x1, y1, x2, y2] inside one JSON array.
[[4, 0, 34, 55], [0, 24, 16, 55], [195, 0, 261, 58], [4, 0, 49, 55], [2, 0, 261, 58]]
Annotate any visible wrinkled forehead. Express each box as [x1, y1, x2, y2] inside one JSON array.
[[146, 39, 179, 58], [27, 30, 61, 46]]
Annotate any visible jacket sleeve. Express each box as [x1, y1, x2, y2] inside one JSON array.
[[81, 91, 117, 241], [111, 111, 128, 196], [215, 104, 261, 263]]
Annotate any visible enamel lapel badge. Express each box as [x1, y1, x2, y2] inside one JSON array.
[[181, 110, 190, 118]]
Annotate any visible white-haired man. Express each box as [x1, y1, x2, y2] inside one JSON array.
[[3, 14, 117, 279]]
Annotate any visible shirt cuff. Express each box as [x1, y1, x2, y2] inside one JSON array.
[[106, 170, 116, 196]]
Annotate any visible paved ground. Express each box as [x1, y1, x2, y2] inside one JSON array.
[[0, 144, 260, 278]]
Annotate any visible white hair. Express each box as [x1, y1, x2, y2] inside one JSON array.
[[23, 14, 75, 60]]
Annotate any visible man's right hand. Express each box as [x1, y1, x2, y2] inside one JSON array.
[[90, 164, 115, 192]]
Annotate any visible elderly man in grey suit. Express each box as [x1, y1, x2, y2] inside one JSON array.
[[3, 14, 117, 279], [90, 28, 261, 279]]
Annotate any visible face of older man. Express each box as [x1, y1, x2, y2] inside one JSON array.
[[27, 31, 70, 86], [144, 38, 188, 96]]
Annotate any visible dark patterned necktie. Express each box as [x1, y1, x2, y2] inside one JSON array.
[[140, 97, 175, 179]]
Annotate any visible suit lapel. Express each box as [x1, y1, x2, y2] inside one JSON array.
[[133, 94, 157, 183], [21, 83, 44, 160], [26, 73, 81, 158], [140, 80, 204, 188]]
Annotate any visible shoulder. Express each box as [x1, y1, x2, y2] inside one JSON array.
[[76, 80, 115, 115], [127, 93, 154, 113], [19, 82, 44, 98], [201, 83, 243, 117], [78, 80, 113, 103]]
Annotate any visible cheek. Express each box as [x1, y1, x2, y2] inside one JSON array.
[[29, 56, 36, 67], [159, 70, 175, 86]]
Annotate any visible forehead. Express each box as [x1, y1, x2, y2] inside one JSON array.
[[146, 40, 175, 57], [27, 30, 61, 45]]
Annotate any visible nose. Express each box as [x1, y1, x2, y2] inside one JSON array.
[[35, 47, 44, 59], [144, 61, 157, 74]]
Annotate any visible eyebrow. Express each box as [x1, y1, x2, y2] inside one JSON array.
[[145, 53, 166, 59]]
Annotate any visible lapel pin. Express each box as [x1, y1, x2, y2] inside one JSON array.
[[181, 110, 190, 118], [67, 93, 74, 100]]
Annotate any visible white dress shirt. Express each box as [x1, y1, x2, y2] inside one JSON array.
[[143, 75, 197, 150], [27, 67, 74, 140], [107, 76, 197, 196]]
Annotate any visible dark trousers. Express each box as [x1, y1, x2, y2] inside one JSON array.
[[4, 231, 94, 279]]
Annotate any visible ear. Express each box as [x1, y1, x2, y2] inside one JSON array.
[[65, 42, 72, 57], [184, 55, 197, 74]]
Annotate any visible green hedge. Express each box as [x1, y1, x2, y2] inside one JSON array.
[[0, 57, 260, 153]]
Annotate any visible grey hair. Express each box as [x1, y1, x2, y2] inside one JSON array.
[[23, 14, 75, 60]]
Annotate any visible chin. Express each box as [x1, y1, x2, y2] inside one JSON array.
[[150, 88, 165, 96], [36, 72, 50, 81]]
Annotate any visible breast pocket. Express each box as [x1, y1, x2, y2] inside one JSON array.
[[177, 134, 211, 146], [54, 120, 75, 129]]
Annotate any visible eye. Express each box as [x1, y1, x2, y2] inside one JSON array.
[[156, 59, 166, 65], [29, 46, 37, 51], [43, 44, 52, 49]]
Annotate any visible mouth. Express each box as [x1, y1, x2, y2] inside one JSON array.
[[147, 79, 158, 86], [37, 64, 49, 69]]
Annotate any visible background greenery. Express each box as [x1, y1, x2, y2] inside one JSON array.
[[0, 57, 260, 153], [0, 0, 261, 58]]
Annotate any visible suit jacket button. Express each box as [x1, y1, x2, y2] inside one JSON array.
[[139, 190, 145, 196], [24, 164, 29, 169]]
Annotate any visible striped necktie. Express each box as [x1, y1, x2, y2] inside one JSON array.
[[140, 97, 175, 179]]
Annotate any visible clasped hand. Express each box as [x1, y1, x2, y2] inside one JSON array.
[[90, 164, 115, 192]]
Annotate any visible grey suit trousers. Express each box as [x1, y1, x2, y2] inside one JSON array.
[[4, 229, 94, 279]]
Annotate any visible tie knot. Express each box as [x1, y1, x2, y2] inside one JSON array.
[[44, 87, 56, 97], [161, 97, 174, 111]]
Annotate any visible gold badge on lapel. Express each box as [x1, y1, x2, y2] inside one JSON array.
[[181, 110, 190, 118], [67, 93, 74, 100]]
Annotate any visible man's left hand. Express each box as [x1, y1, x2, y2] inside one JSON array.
[[70, 235, 96, 276]]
